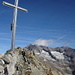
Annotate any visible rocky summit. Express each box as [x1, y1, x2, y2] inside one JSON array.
[[0, 45, 75, 75]]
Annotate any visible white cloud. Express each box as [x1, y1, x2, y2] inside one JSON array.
[[33, 39, 71, 48], [33, 39, 54, 46]]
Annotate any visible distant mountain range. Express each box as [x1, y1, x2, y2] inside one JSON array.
[[25, 44, 75, 75]]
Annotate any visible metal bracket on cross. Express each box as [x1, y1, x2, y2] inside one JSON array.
[[3, 0, 28, 51]]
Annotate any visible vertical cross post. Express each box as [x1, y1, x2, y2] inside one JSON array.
[[11, 0, 18, 51], [3, 0, 28, 51]]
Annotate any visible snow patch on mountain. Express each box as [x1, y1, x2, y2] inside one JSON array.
[[41, 50, 49, 55], [51, 51, 64, 60], [37, 50, 55, 61]]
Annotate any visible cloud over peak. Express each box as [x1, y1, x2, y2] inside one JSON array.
[[33, 39, 54, 46]]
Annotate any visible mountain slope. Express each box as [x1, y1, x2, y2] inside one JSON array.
[[25, 44, 75, 75]]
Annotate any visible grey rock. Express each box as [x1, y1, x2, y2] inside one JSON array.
[[2, 55, 10, 64], [0, 59, 5, 65], [2, 53, 13, 64], [6, 62, 15, 75], [0, 65, 4, 74]]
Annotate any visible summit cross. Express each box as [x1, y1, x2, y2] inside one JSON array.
[[3, 0, 28, 51]]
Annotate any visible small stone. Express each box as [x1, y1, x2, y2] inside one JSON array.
[[0, 59, 5, 65]]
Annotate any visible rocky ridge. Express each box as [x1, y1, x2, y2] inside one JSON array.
[[0, 47, 60, 75], [0, 45, 75, 75]]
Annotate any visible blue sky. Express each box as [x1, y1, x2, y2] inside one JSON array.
[[0, 0, 75, 53]]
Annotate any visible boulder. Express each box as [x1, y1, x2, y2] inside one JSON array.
[[2, 53, 13, 64], [6, 62, 15, 75]]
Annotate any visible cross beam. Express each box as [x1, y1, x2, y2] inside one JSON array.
[[3, 0, 28, 51], [3, 1, 28, 12]]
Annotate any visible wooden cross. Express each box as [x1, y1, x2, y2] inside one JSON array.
[[3, 0, 28, 51]]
